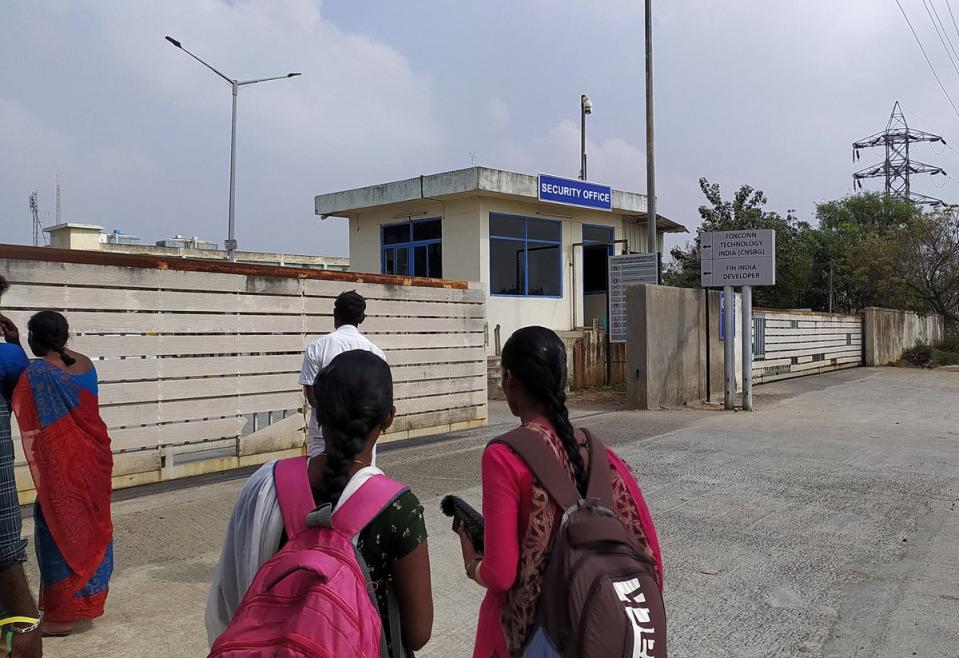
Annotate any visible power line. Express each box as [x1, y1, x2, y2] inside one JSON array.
[[933, 0, 959, 66], [946, 0, 959, 40], [905, 107, 959, 150], [924, 0, 959, 75], [896, 0, 959, 118]]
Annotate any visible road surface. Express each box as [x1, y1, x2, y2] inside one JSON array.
[[20, 367, 959, 657]]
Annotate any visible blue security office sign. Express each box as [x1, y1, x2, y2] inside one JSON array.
[[538, 173, 612, 212]]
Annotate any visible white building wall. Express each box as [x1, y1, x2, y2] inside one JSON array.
[[345, 194, 676, 355]]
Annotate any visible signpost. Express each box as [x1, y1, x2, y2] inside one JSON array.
[[608, 252, 658, 343], [700, 229, 775, 287], [701, 229, 776, 412], [719, 290, 735, 340], [538, 173, 613, 212]]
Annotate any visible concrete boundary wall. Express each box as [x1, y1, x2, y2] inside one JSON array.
[[624, 285, 946, 409], [627, 285, 724, 409], [752, 309, 862, 384], [1, 245, 486, 502], [863, 307, 945, 366]]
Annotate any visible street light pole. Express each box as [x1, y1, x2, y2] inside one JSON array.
[[580, 94, 592, 180], [165, 36, 301, 263], [645, 0, 659, 282], [229, 81, 238, 261]]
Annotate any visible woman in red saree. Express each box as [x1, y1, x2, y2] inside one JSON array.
[[11, 311, 113, 636]]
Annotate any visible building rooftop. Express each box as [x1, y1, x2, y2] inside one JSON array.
[[44, 223, 104, 233], [314, 166, 687, 232]]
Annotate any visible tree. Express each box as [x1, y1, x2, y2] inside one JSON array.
[[664, 183, 956, 321], [894, 209, 959, 327], [664, 178, 816, 309], [812, 194, 921, 313]]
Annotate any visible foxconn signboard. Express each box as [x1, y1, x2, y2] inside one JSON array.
[[700, 229, 776, 287]]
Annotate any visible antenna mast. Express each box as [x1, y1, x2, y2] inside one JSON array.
[[29, 191, 47, 246]]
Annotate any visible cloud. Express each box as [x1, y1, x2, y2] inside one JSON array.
[[0, 0, 444, 255], [4, 0, 958, 265]]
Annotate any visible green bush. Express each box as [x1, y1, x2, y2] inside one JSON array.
[[902, 342, 934, 367], [936, 332, 959, 354], [930, 346, 959, 366], [903, 339, 959, 367]]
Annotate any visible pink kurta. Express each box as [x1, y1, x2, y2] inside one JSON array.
[[472, 420, 663, 658]]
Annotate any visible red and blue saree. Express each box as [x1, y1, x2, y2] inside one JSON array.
[[12, 360, 113, 623]]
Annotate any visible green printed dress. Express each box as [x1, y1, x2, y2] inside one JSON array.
[[356, 489, 428, 657]]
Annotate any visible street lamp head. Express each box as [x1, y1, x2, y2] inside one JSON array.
[[582, 95, 593, 114], [165, 36, 182, 49], [287, 73, 302, 78]]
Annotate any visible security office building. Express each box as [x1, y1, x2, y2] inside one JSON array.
[[315, 167, 686, 353]]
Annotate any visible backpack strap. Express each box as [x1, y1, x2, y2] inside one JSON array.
[[273, 456, 315, 538], [579, 428, 615, 507], [493, 427, 617, 510], [491, 427, 581, 509], [332, 475, 409, 539]]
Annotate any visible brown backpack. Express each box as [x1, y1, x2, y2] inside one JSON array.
[[492, 427, 666, 658]]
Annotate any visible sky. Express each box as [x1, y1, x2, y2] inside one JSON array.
[[3, 0, 959, 258]]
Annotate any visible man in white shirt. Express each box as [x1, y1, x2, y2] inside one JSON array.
[[298, 290, 386, 458]]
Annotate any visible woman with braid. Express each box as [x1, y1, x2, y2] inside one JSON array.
[[10, 311, 113, 636], [455, 326, 663, 658], [206, 350, 433, 657]]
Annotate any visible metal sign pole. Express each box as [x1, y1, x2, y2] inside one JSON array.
[[741, 285, 753, 411], [723, 285, 735, 410]]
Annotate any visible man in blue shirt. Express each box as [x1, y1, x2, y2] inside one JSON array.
[[0, 275, 42, 657]]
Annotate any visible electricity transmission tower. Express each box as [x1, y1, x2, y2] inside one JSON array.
[[29, 191, 47, 247], [853, 101, 947, 206]]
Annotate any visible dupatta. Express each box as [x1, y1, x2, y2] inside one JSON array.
[[12, 360, 113, 609]]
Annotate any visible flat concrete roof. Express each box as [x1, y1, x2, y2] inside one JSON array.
[[44, 223, 104, 232], [314, 166, 687, 232]]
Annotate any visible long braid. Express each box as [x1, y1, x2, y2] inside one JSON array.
[[543, 388, 588, 496], [502, 326, 589, 496], [317, 420, 369, 507], [311, 352, 393, 507]]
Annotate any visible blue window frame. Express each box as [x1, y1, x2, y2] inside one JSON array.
[[582, 224, 614, 294], [381, 218, 443, 278], [489, 213, 562, 297]]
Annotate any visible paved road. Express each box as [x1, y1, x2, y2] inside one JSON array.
[[22, 367, 959, 657]]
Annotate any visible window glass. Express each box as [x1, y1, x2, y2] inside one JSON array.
[[527, 218, 561, 242], [380, 219, 442, 278], [527, 243, 561, 296], [583, 225, 614, 244], [383, 224, 410, 245], [428, 242, 443, 279], [413, 245, 428, 278], [413, 219, 442, 241], [396, 247, 409, 275], [490, 214, 524, 239], [490, 239, 525, 295]]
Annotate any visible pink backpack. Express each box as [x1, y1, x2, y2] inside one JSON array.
[[209, 456, 408, 658]]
